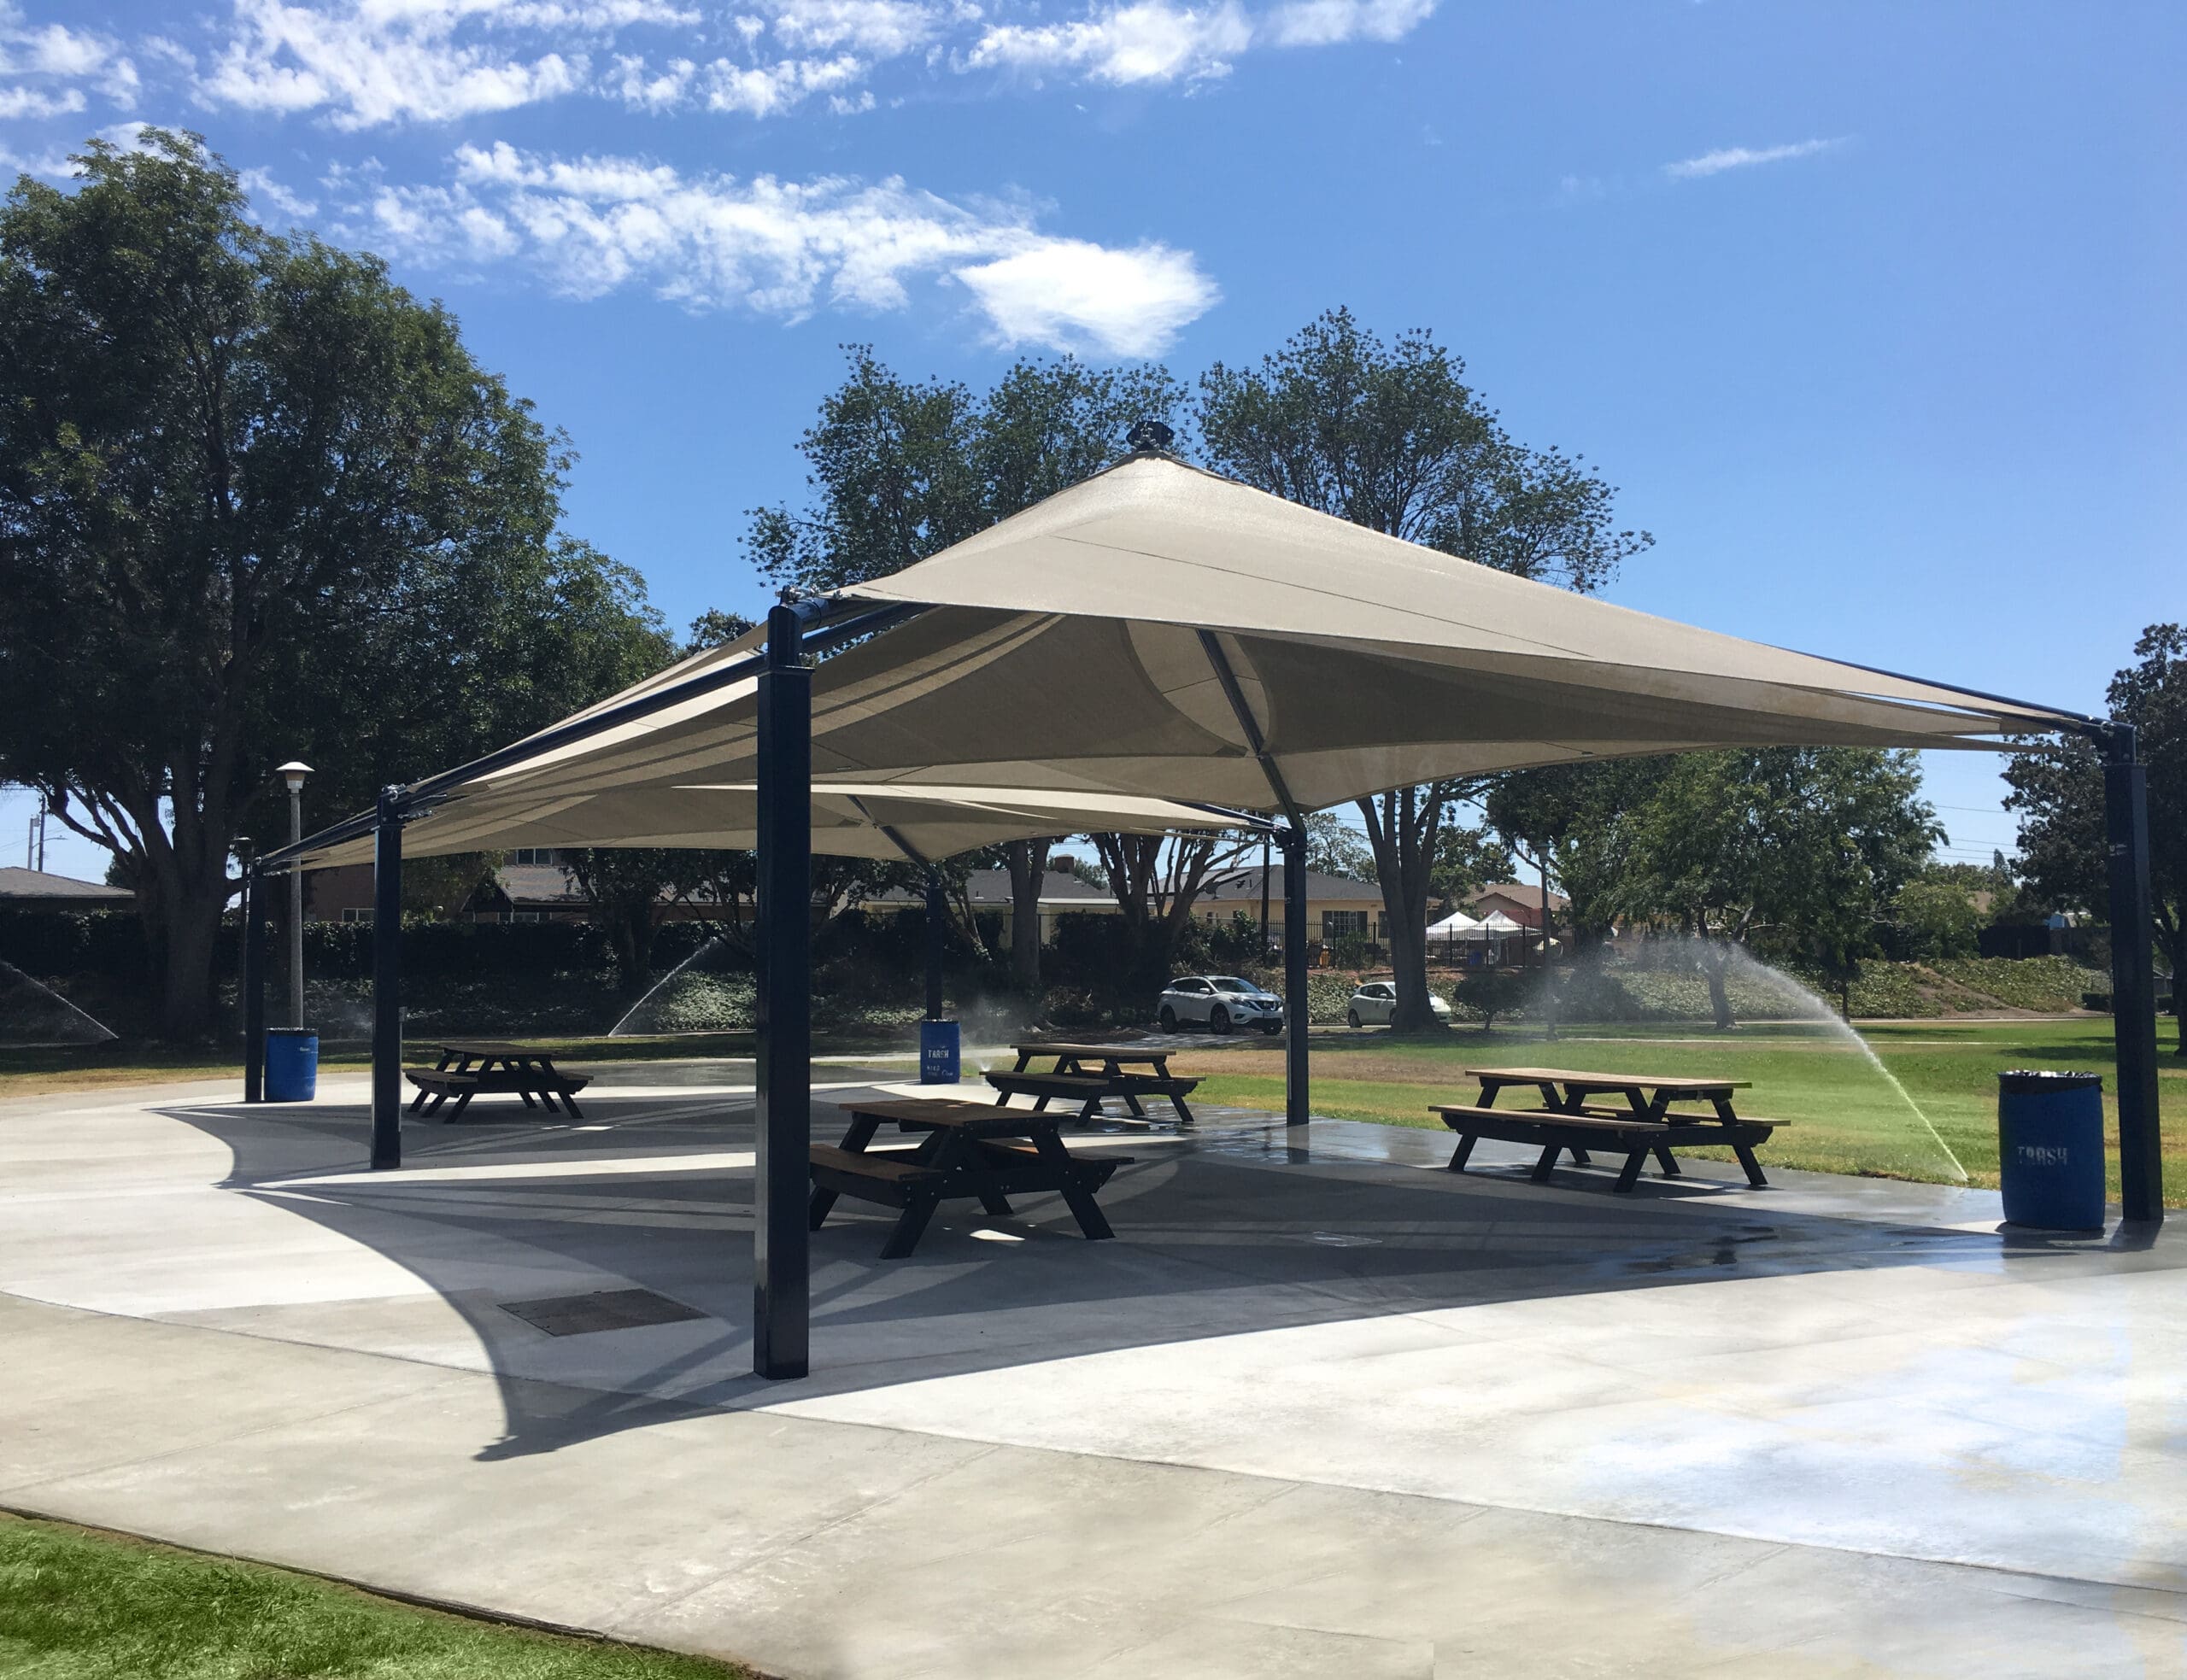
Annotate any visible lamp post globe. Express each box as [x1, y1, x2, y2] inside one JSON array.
[[274, 762, 312, 1028]]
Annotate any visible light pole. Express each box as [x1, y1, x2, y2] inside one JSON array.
[[276, 762, 312, 1027]]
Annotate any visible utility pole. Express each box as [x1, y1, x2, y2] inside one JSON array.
[[276, 763, 313, 1027]]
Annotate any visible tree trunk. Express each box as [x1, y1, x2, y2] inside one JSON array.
[[158, 873, 227, 1041], [1359, 786, 1447, 1032], [1702, 944, 1734, 1030], [1006, 838, 1049, 994]]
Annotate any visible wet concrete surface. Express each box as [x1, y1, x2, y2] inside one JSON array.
[[3, 1063, 2184, 1677]]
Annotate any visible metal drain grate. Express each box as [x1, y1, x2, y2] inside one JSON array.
[[497, 1288, 708, 1337]]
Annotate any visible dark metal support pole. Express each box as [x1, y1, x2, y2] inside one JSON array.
[[239, 846, 266, 1103], [924, 878, 947, 1021], [2103, 723, 2163, 1224], [370, 787, 404, 1171], [1259, 833, 1271, 959], [753, 601, 812, 1380], [1284, 826, 1310, 1127]]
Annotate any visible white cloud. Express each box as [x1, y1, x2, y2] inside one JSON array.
[[701, 51, 866, 116], [967, 2, 1252, 85], [956, 238, 1217, 354], [770, 0, 940, 57], [16, 0, 1435, 132], [1663, 136, 1847, 180], [241, 164, 320, 220], [963, 0, 1428, 85], [611, 51, 696, 110], [0, 82, 81, 119], [1, 4, 135, 114], [196, 0, 592, 127], [1264, 0, 1430, 48], [345, 141, 1218, 353]]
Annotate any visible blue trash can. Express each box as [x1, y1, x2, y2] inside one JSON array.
[[265, 1027, 320, 1103], [918, 1020, 960, 1085], [1997, 1069, 2104, 1230]]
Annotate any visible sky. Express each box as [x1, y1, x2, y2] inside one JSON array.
[[3, 0, 2181, 883]]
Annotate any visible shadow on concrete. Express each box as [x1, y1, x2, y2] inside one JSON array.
[[152, 1076, 2178, 1465]]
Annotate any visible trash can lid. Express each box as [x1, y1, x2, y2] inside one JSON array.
[[1998, 1068, 2102, 1092]]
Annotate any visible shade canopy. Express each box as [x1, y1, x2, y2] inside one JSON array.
[[293, 781, 1243, 871], [282, 452, 2088, 871], [423, 455, 2079, 820], [1425, 910, 1486, 938]]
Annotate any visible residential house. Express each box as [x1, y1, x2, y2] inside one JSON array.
[[0, 867, 134, 915], [1464, 881, 1568, 931]]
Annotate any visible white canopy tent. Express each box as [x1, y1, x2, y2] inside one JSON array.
[[259, 448, 2164, 1380], [1424, 910, 1486, 940]]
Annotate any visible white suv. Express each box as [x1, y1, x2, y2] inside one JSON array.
[[1157, 975, 1286, 1035], [1346, 980, 1451, 1028]]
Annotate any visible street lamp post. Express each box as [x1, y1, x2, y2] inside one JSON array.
[[276, 762, 312, 1027]]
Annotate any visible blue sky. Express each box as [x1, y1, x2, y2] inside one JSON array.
[[3, 0, 2181, 881]]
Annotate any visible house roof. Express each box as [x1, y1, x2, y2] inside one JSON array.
[[0, 867, 132, 904], [1466, 881, 1569, 912], [1199, 866, 1381, 904], [863, 869, 1112, 908]]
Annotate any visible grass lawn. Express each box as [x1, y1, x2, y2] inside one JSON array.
[[0, 1028, 929, 1099], [0, 1513, 748, 1679], [1173, 1016, 2187, 1207]]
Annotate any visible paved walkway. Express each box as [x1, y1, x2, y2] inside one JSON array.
[[3, 1068, 2184, 1677]]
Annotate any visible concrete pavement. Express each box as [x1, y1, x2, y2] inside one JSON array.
[[3, 1066, 2184, 1676]]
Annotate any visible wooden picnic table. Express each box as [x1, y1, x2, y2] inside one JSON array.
[[987, 1040, 1200, 1125], [1467, 1066, 1752, 1123], [405, 1039, 591, 1121], [1437, 1066, 1780, 1192], [809, 1098, 1131, 1258]]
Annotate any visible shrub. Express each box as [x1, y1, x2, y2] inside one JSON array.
[[1454, 968, 1527, 1030]]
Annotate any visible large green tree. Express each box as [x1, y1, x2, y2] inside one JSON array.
[[1199, 308, 1652, 1028], [1615, 748, 1939, 1027], [750, 348, 1194, 991], [0, 131, 669, 1035], [2004, 623, 2184, 1052]]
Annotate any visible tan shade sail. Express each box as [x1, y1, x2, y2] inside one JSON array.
[[293, 781, 1245, 871], [420, 454, 2079, 829]]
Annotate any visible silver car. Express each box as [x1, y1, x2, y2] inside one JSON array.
[[1157, 975, 1286, 1035], [1346, 980, 1452, 1028]]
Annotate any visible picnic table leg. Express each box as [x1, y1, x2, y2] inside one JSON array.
[[1529, 1144, 1562, 1183], [558, 1090, 585, 1119], [807, 1184, 840, 1229], [1732, 1142, 1768, 1187], [1652, 1145, 1681, 1177], [449, 1087, 476, 1121], [1445, 1133, 1479, 1174], [1030, 1129, 1114, 1240], [1615, 1149, 1650, 1191], [1121, 1092, 1147, 1118], [879, 1192, 941, 1259], [937, 1132, 1013, 1218], [407, 1086, 431, 1114], [1169, 1093, 1197, 1127], [1711, 1095, 1738, 1122]]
